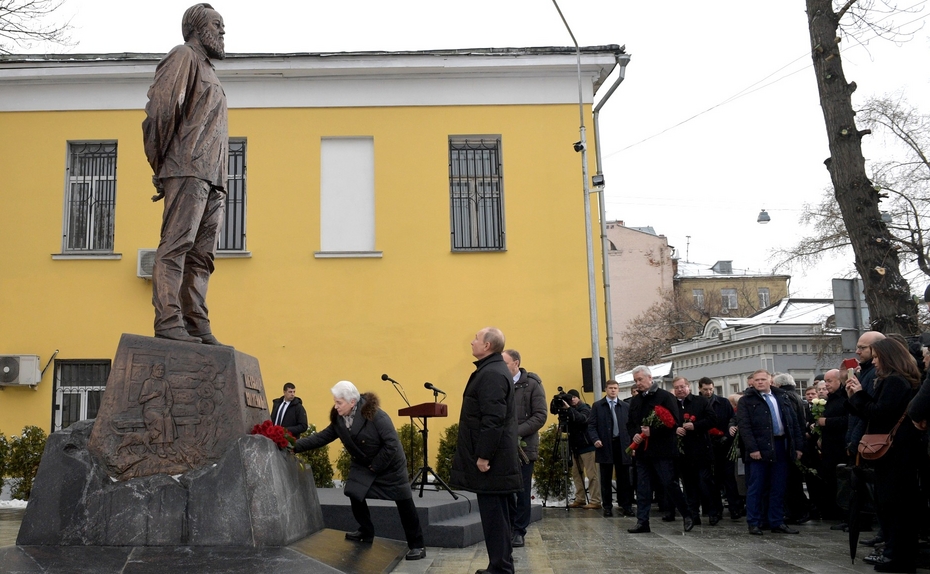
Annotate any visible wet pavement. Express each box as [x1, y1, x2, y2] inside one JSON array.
[[0, 507, 913, 574], [389, 506, 895, 574]]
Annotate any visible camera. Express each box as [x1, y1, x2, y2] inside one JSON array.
[[549, 386, 574, 416], [572, 141, 585, 153]]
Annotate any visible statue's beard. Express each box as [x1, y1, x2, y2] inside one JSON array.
[[202, 29, 225, 60]]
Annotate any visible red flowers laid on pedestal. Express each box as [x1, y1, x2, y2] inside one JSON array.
[[250, 420, 295, 450]]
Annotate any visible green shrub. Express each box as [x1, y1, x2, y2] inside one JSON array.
[[533, 424, 572, 503], [0, 431, 8, 493], [294, 424, 335, 488], [397, 423, 423, 480], [435, 423, 458, 486], [8, 426, 47, 500], [336, 447, 351, 482]]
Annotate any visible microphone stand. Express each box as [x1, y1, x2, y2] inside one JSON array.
[[409, 386, 458, 499]]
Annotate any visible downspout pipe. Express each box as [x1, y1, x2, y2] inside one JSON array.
[[592, 55, 629, 384]]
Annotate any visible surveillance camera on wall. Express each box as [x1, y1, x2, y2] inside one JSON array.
[[573, 141, 584, 152]]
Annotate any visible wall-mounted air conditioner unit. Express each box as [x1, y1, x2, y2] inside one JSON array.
[[137, 249, 157, 279], [0, 355, 41, 387]]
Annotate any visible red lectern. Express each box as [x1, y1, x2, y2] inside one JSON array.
[[399, 401, 457, 499]]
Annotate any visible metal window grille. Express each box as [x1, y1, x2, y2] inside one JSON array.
[[449, 138, 504, 250], [64, 143, 117, 252], [219, 139, 247, 251], [53, 360, 110, 431]]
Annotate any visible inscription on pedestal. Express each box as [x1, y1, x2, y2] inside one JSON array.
[[88, 334, 269, 481]]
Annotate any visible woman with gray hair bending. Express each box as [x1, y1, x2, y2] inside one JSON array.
[[294, 380, 425, 560]]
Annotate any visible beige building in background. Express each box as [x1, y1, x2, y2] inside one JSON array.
[[605, 220, 675, 351]]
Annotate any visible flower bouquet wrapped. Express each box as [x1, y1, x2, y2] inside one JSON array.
[[810, 398, 827, 436], [626, 404, 677, 455]]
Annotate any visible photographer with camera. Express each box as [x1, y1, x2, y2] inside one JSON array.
[[550, 389, 601, 510]]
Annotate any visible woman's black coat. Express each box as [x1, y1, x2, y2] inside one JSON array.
[[294, 393, 411, 501]]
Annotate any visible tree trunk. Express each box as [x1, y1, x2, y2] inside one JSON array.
[[805, 0, 918, 334]]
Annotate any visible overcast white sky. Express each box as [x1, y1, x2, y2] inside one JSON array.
[[22, 0, 930, 297]]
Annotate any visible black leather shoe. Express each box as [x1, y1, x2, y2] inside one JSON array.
[[621, 506, 634, 517], [405, 548, 426, 560], [511, 533, 524, 547], [830, 522, 848, 531], [628, 522, 651, 533], [345, 530, 374, 543], [860, 534, 885, 547], [603, 508, 613, 517], [771, 524, 799, 534], [748, 525, 763, 535], [709, 515, 721, 526], [683, 517, 694, 532], [730, 509, 744, 520], [661, 514, 676, 522]]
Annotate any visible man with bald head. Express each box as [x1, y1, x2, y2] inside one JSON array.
[[846, 331, 885, 456], [143, 3, 229, 345], [814, 368, 848, 520], [451, 327, 522, 574]]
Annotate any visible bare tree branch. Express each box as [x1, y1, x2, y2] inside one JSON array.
[[0, 0, 72, 54]]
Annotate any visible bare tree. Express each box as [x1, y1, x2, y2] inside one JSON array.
[[0, 0, 71, 54], [803, 0, 920, 334], [775, 94, 930, 286]]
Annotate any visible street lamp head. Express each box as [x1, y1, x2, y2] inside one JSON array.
[[757, 209, 771, 224]]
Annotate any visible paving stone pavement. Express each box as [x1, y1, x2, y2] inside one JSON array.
[[389, 507, 899, 574]]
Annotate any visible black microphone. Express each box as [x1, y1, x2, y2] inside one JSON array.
[[382, 373, 399, 385], [424, 382, 446, 395]]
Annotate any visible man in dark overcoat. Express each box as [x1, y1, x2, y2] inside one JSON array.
[[451, 327, 522, 574], [814, 368, 848, 520], [626, 366, 693, 533], [294, 380, 425, 560], [671, 377, 719, 524], [587, 379, 633, 517], [502, 349, 547, 548], [737, 369, 804, 535], [269, 382, 308, 438]]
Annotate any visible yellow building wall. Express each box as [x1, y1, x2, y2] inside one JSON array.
[[0, 103, 607, 455]]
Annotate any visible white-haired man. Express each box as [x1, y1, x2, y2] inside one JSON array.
[[626, 366, 693, 533]]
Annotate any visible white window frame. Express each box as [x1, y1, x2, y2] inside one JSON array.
[[721, 288, 738, 310]]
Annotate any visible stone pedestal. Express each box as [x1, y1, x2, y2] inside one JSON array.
[[17, 334, 324, 547], [87, 334, 269, 481]]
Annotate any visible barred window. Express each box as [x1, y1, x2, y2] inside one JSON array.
[[219, 139, 247, 251], [449, 137, 504, 251], [64, 142, 117, 252], [53, 360, 110, 431]]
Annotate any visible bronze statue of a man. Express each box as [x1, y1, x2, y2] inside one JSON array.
[[142, 3, 228, 345]]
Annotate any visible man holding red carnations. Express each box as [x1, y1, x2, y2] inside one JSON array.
[[626, 365, 694, 533]]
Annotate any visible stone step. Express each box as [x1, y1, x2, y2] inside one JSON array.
[[317, 488, 542, 548]]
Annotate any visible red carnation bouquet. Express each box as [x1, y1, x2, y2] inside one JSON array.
[[251, 420, 296, 450], [626, 404, 677, 454], [708, 428, 725, 438]]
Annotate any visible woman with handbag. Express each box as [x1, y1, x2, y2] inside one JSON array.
[[845, 338, 921, 574]]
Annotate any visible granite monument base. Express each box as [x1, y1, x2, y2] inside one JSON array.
[[17, 419, 323, 546]]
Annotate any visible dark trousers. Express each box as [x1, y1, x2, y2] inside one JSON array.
[[635, 457, 690, 524], [712, 440, 742, 512], [875, 458, 919, 567], [477, 493, 514, 574], [507, 460, 534, 536], [745, 437, 789, 528], [599, 438, 633, 510], [350, 496, 424, 549], [152, 177, 226, 336], [679, 459, 720, 518], [784, 453, 809, 519]]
